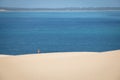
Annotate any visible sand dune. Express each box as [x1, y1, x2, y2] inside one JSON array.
[[0, 50, 120, 80]]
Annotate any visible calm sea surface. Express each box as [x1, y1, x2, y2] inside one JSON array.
[[0, 11, 120, 55]]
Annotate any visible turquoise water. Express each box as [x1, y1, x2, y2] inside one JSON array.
[[0, 11, 120, 55]]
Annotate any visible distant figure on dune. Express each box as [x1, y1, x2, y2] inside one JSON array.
[[37, 49, 40, 54]]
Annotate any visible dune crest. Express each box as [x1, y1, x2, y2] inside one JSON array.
[[0, 50, 120, 80]]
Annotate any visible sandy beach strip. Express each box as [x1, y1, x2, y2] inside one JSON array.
[[0, 50, 120, 80]]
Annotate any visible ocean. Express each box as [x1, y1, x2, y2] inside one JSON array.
[[0, 11, 120, 55]]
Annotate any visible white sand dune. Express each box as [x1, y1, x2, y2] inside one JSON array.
[[0, 50, 120, 80]]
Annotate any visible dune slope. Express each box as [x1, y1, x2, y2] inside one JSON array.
[[0, 50, 120, 80]]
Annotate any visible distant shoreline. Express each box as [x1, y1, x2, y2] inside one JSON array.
[[1, 7, 120, 12], [0, 10, 120, 12]]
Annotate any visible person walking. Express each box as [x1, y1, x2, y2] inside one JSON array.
[[37, 49, 40, 54]]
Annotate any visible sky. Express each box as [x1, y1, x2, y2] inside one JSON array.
[[0, 0, 120, 8]]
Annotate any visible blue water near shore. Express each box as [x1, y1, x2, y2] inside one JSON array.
[[0, 11, 120, 55]]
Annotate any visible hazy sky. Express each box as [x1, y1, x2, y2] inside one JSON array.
[[0, 0, 120, 8]]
